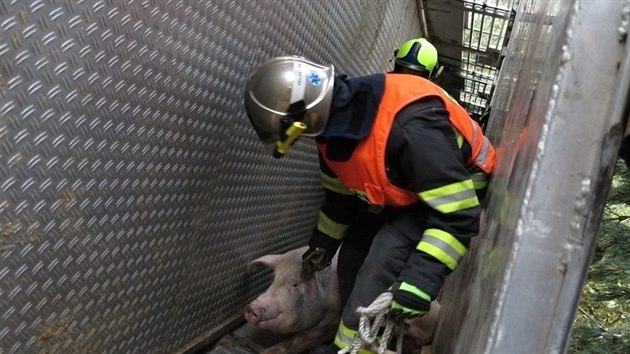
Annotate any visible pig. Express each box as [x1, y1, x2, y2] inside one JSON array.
[[245, 246, 340, 354], [244, 246, 441, 354], [403, 301, 441, 354]]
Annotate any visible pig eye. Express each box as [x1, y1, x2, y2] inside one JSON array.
[[291, 282, 299, 288]]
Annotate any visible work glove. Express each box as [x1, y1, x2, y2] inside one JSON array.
[[389, 281, 432, 318], [301, 232, 341, 279]]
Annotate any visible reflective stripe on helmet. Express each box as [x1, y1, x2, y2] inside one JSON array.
[[290, 61, 306, 103]]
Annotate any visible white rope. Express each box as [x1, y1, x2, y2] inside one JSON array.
[[338, 292, 405, 354]]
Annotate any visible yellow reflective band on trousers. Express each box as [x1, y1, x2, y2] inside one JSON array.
[[320, 172, 354, 195], [334, 321, 377, 354], [418, 179, 479, 213], [317, 211, 350, 240], [471, 171, 489, 190], [417, 228, 467, 270]]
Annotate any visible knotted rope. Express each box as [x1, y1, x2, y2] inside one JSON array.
[[338, 291, 405, 354]]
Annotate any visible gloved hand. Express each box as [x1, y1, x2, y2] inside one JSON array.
[[389, 281, 432, 318], [301, 232, 342, 279]]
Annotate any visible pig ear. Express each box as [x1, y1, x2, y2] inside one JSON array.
[[248, 254, 284, 272]]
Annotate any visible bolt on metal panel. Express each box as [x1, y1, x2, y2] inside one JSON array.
[[434, 0, 630, 353], [0, 0, 423, 353]]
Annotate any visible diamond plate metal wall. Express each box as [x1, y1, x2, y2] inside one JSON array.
[[0, 0, 422, 353]]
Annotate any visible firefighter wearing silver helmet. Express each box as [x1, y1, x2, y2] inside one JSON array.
[[244, 56, 334, 158], [243, 56, 495, 354]]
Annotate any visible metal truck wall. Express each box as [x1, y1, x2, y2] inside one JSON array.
[[0, 1, 422, 353], [434, 1, 630, 353]]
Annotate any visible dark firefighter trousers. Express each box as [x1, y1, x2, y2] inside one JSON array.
[[337, 202, 429, 334]]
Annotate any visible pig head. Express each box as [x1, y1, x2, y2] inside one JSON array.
[[244, 247, 341, 354], [244, 246, 441, 354]]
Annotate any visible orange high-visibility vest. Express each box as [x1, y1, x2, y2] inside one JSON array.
[[317, 74, 495, 207]]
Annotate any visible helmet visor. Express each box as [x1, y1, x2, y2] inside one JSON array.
[[246, 112, 279, 143], [247, 101, 307, 144], [393, 62, 431, 78]]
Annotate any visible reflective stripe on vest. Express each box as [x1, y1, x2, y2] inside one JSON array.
[[317, 74, 495, 207], [320, 172, 354, 195]]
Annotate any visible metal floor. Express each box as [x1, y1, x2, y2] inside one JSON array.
[[203, 323, 287, 354]]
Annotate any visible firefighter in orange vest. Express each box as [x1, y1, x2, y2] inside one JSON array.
[[244, 56, 496, 353]]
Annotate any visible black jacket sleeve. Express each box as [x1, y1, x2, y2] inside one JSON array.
[[388, 97, 482, 299], [307, 152, 360, 254]]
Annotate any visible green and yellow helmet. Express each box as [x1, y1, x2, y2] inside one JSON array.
[[394, 38, 439, 79]]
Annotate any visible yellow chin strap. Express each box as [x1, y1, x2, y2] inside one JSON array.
[[274, 121, 307, 158]]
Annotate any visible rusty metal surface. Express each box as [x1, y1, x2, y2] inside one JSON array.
[[0, 0, 422, 353], [435, 0, 630, 353]]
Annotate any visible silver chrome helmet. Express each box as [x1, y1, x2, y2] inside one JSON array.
[[244, 56, 335, 145]]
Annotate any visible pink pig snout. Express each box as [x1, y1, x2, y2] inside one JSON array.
[[244, 297, 282, 326], [244, 304, 266, 324]]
